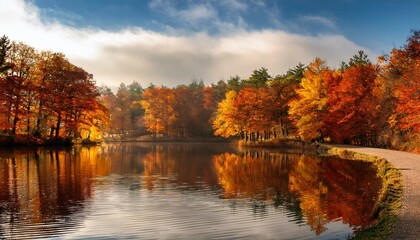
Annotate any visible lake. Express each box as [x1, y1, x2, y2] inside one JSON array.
[[0, 143, 382, 239]]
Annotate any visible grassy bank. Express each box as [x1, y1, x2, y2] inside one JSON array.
[[318, 145, 403, 239]]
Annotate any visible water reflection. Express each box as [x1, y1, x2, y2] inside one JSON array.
[[213, 149, 382, 235], [0, 143, 382, 239], [0, 148, 99, 239]]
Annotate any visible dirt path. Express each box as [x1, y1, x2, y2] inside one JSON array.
[[324, 145, 420, 239]]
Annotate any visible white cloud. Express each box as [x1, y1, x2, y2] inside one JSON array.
[[149, 0, 217, 25], [220, 0, 248, 11], [181, 4, 216, 22], [302, 15, 336, 29], [1, 0, 372, 89]]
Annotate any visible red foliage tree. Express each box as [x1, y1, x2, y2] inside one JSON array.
[[327, 64, 379, 145]]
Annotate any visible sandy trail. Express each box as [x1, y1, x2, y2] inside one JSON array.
[[326, 145, 420, 239]]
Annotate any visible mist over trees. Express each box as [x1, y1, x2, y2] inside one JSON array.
[[1, 31, 419, 151]]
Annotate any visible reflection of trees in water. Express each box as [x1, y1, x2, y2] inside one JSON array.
[[289, 155, 382, 235], [289, 156, 329, 235], [0, 144, 382, 238], [213, 150, 302, 219], [99, 143, 233, 191], [99, 143, 233, 178], [140, 143, 224, 191], [0, 147, 107, 239], [323, 157, 382, 228], [213, 151, 295, 200], [0, 144, 231, 238], [213, 150, 382, 235]]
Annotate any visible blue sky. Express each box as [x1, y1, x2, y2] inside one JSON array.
[[31, 0, 419, 53], [2, 0, 419, 88]]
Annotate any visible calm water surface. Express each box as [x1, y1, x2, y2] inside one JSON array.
[[0, 143, 382, 239]]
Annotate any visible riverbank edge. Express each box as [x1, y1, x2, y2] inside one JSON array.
[[317, 144, 403, 239]]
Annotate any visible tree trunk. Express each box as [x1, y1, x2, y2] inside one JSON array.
[[55, 113, 61, 139], [11, 96, 21, 135], [26, 102, 31, 138], [49, 127, 54, 139]]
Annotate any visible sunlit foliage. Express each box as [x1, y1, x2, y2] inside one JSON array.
[[381, 31, 420, 151], [289, 58, 331, 141], [0, 36, 108, 144]]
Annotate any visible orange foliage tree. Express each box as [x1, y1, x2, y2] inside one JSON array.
[[234, 87, 273, 141], [327, 59, 379, 145], [0, 36, 109, 144], [0, 42, 37, 135], [41, 53, 108, 140], [381, 31, 420, 151], [140, 86, 176, 137]]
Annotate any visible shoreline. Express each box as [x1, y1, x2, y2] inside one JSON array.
[[319, 144, 420, 239]]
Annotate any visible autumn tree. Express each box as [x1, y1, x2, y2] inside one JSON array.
[[36, 53, 108, 141], [268, 63, 306, 138], [41, 53, 72, 139], [213, 86, 276, 142], [0, 36, 109, 144], [63, 66, 108, 141], [0, 41, 37, 135], [393, 32, 420, 135], [141, 86, 176, 137], [172, 81, 212, 137], [213, 90, 241, 138], [28, 51, 57, 137], [236, 87, 274, 141], [99, 86, 117, 136], [327, 52, 379, 145], [380, 30, 420, 151], [289, 58, 332, 141]]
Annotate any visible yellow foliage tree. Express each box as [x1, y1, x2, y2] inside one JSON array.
[[289, 58, 331, 141], [213, 90, 241, 138]]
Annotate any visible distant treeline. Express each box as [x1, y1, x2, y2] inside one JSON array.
[[1, 31, 418, 151]]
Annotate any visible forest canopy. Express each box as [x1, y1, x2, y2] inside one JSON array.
[[0, 31, 419, 151]]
